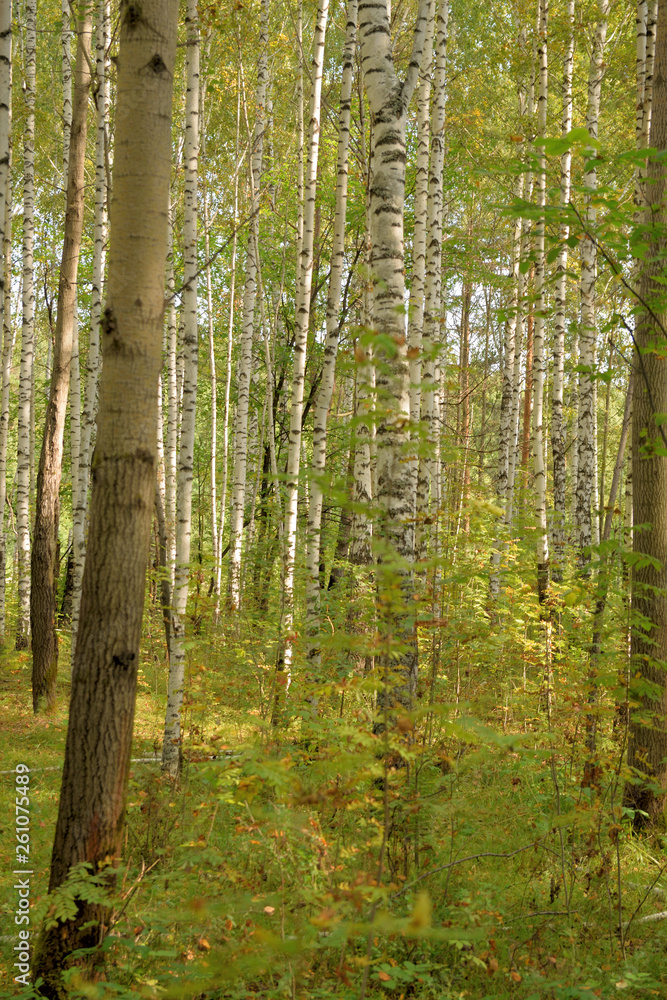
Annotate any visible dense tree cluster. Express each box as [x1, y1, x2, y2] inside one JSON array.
[[1, 0, 667, 992]]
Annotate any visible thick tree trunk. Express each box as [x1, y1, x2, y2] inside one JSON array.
[[624, 0, 667, 829], [358, 0, 430, 721], [31, 2, 92, 712], [33, 0, 178, 990]]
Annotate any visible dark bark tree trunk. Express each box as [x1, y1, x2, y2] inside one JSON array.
[[33, 0, 178, 992], [624, 0, 667, 830], [31, 1, 92, 711]]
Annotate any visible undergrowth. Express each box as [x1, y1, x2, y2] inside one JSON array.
[[1, 509, 666, 1000]]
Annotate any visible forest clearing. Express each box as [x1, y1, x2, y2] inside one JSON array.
[[1, 0, 667, 995]]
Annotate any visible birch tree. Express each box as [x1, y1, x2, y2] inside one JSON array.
[[305, 0, 356, 671], [71, 0, 110, 647], [532, 0, 549, 605], [275, 0, 329, 700], [162, 0, 200, 778], [15, 0, 36, 649], [33, 0, 178, 987], [575, 0, 610, 562], [407, 0, 434, 477], [358, 0, 430, 716], [417, 0, 448, 555], [550, 0, 574, 582], [228, 0, 268, 610], [63, 1, 73, 176], [0, 0, 11, 641]]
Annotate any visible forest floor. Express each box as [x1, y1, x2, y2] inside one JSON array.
[[1, 601, 667, 1000]]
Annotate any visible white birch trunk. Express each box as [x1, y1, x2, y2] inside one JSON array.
[[202, 99, 218, 590], [16, 0, 36, 650], [489, 167, 524, 597], [576, 0, 610, 561], [532, 0, 549, 604], [215, 73, 241, 601], [71, 0, 110, 648], [0, 4, 10, 641], [61, 0, 72, 187], [162, 0, 199, 777], [550, 0, 574, 582], [228, 0, 268, 610], [296, 0, 304, 270], [359, 0, 431, 715], [418, 0, 448, 557], [349, 165, 374, 567], [165, 197, 178, 585], [70, 312, 81, 622], [277, 0, 330, 697], [407, 0, 434, 493], [304, 0, 356, 672]]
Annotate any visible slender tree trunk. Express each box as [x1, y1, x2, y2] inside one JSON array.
[[458, 280, 471, 533], [15, 0, 36, 650], [418, 0, 448, 555], [350, 123, 374, 567], [532, 0, 549, 605], [165, 196, 178, 585], [162, 0, 200, 778], [274, 0, 330, 712], [71, 0, 110, 650], [201, 63, 219, 591], [31, 3, 92, 712], [521, 294, 534, 470], [551, 0, 574, 583], [215, 71, 241, 601], [585, 374, 634, 765], [0, 0, 11, 642], [505, 95, 530, 530], [33, 0, 178, 990], [490, 79, 526, 596], [305, 0, 356, 673], [228, 0, 268, 610], [68, 312, 81, 629], [407, 0, 434, 513], [624, 0, 667, 830], [576, 0, 610, 563], [296, 0, 304, 268], [61, 0, 72, 189]]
